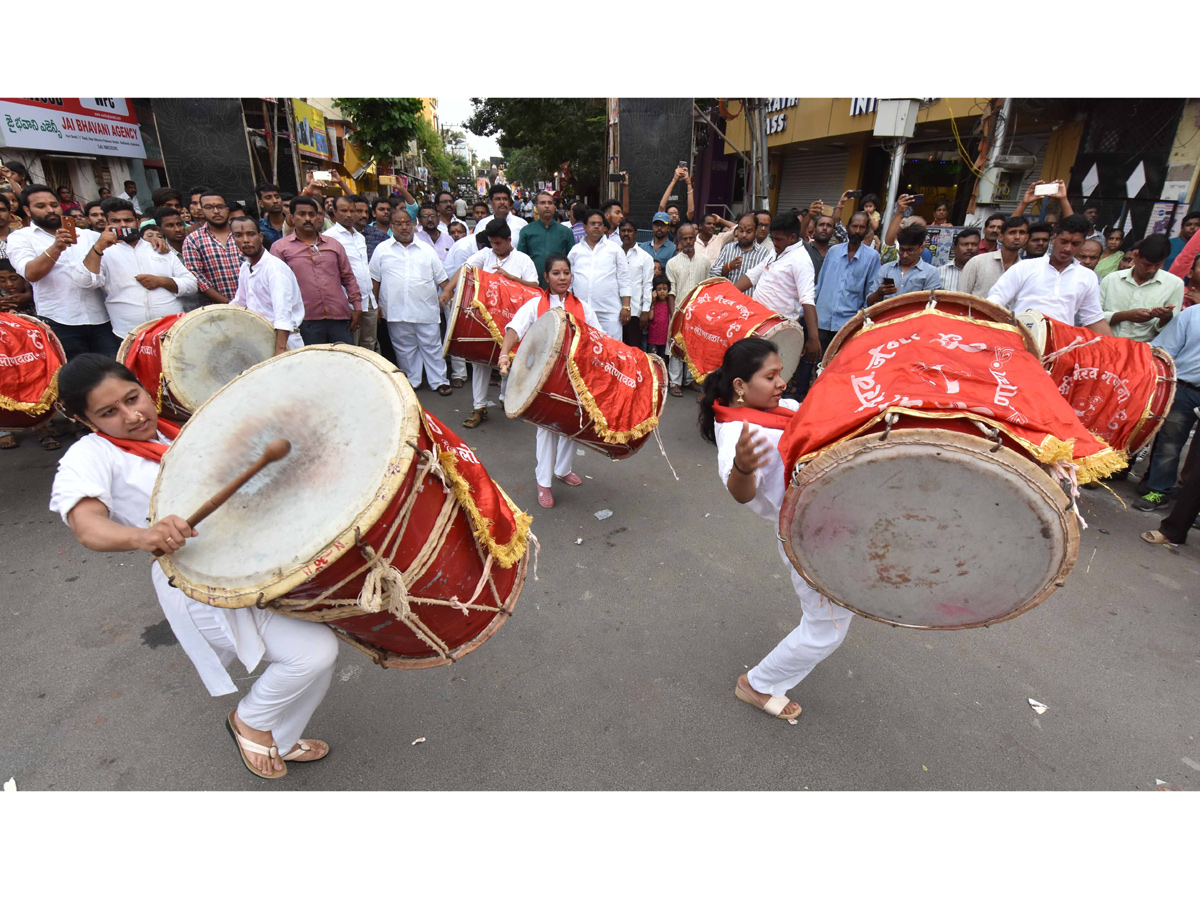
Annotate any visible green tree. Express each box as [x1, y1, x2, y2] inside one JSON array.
[[415, 116, 454, 184], [466, 98, 605, 201], [502, 146, 544, 191], [335, 98, 425, 162]]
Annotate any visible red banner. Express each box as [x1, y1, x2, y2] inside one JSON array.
[[470, 268, 543, 344], [0, 313, 65, 415], [1040, 317, 1164, 454], [421, 411, 531, 569], [671, 278, 789, 383], [120, 314, 182, 413], [778, 311, 1125, 483], [566, 321, 661, 443]]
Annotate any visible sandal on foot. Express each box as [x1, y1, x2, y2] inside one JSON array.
[[0, 433, 16, 450], [451, 377, 464, 389], [437, 385, 453, 396], [735, 682, 801, 720], [282, 738, 331, 764], [226, 711, 287, 779], [39, 434, 61, 451], [537, 486, 555, 508], [557, 472, 582, 487], [1141, 530, 1176, 546], [669, 385, 683, 397], [463, 408, 487, 428]]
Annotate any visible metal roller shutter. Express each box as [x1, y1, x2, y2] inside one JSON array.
[[775, 149, 849, 215], [993, 133, 1051, 215]]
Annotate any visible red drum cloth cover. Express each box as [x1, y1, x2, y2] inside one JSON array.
[[672, 279, 791, 382], [1041, 316, 1166, 456], [778, 310, 1126, 483], [421, 410, 531, 568], [121, 313, 184, 412], [470, 268, 543, 343], [566, 320, 662, 444], [0, 313, 65, 414]]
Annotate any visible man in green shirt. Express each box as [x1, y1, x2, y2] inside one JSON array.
[[1100, 233, 1183, 342], [517, 191, 575, 287]]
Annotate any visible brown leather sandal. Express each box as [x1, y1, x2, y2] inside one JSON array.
[[463, 408, 487, 428]]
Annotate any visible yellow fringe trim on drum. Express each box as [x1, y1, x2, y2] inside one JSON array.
[[436, 449, 532, 569], [469, 299, 506, 346], [790, 407, 1126, 484], [563, 319, 661, 444], [0, 371, 59, 415]]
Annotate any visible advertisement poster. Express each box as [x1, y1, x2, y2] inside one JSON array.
[[0, 97, 145, 158], [925, 226, 964, 267], [291, 99, 329, 160]]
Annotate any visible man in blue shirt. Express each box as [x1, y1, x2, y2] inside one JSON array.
[[256, 182, 286, 245], [868, 224, 942, 306], [1136, 304, 1200, 510], [1165, 212, 1200, 270], [813, 211, 881, 351], [639, 212, 676, 271]]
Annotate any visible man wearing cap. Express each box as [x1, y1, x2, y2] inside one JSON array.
[[639, 213, 676, 272]]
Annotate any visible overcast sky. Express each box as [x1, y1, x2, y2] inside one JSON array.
[[438, 97, 502, 162]]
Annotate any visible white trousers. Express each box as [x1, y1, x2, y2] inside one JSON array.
[[536, 427, 576, 487], [747, 557, 853, 697], [388, 321, 448, 389], [669, 354, 693, 387], [595, 312, 623, 341], [442, 302, 467, 380], [471, 364, 491, 410], [188, 602, 339, 755]]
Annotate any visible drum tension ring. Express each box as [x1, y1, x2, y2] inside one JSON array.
[[167, 575, 176, 588], [255, 593, 268, 609]]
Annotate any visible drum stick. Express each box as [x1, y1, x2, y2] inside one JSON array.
[[153, 438, 291, 557]]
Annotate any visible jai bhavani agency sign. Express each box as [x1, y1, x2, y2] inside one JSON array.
[[0, 98, 146, 158]]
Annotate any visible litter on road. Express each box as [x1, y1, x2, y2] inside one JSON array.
[[1028, 698, 1049, 715], [594, 509, 613, 520], [411, 737, 426, 746]]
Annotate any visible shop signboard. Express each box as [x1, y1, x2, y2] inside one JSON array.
[[0, 97, 145, 158], [292, 99, 330, 160]]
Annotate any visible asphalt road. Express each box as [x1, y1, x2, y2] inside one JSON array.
[[1, 379, 1197, 791]]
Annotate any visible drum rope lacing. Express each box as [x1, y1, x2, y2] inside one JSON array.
[[283, 444, 512, 661], [1049, 460, 1089, 531], [1041, 334, 1102, 366]]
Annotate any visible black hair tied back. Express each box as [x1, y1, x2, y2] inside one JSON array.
[[697, 337, 778, 444]]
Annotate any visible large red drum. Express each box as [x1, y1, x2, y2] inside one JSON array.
[[774, 292, 1128, 630], [118, 305, 277, 421], [669, 278, 806, 383], [504, 306, 667, 460], [443, 266, 542, 367], [152, 345, 531, 669], [0, 313, 67, 430], [1016, 311, 1176, 456]]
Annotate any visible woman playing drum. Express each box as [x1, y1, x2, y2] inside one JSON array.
[[48, 354, 338, 780], [497, 253, 602, 509], [698, 337, 853, 721]]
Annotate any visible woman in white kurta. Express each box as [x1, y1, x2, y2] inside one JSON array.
[[698, 337, 853, 721], [48, 353, 339, 779], [497, 253, 601, 509]]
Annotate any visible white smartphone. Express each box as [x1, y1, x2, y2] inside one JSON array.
[[1033, 183, 1057, 197], [311, 171, 333, 183]]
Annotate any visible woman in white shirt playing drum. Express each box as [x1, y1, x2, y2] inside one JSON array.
[[48, 354, 338, 780], [698, 337, 853, 722], [498, 253, 602, 509]]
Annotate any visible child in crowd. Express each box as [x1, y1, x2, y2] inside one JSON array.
[[647, 274, 671, 358]]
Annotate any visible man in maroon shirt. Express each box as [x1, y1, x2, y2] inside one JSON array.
[[270, 196, 361, 344]]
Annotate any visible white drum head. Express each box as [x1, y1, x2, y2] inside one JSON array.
[[504, 307, 565, 418], [1015, 310, 1048, 357], [152, 346, 420, 603], [164, 306, 277, 412], [781, 429, 1078, 629], [760, 320, 805, 383]]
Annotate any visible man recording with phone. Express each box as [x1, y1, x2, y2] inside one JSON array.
[[867, 223, 941, 305], [881, 194, 934, 264], [657, 165, 695, 235]]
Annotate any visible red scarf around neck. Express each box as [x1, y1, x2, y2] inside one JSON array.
[[713, 399, 796, 432], [96, 418, 181, 464], [538, 289, 587, 325]]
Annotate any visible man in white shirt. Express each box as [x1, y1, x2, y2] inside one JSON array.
[[7, 184, 114, 356], [72, 197, 197, 339], [473, 184, 526, 241], [618, 219, 654, 348], [368, 209, 452, 394], [416, 201, 465, 384], [324, 195, 378, 353], [987, 215, 1115, 335], [230, 217, 305, 354], [454, 196, 468, 219], [567, 208, 630, 339], [117, 180, 142, 215], [441, 219, 539, 428], [937, 227, 980, 292], [694, 214, 735, 265], [665, 223, 714, 394], [435, 191, 467, 236], [601, 199, 625, 245]]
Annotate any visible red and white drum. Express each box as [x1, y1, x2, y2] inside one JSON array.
[[152, 345, 531, 669], [443, 266, 542, 367], [118, 305, 277, 421], [504, 306, 667, 460], [774, 292, 1122, 630], [1017, 310, 1176, 456], [669, 278, 806, 383], [0, 313, 67, 430]]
